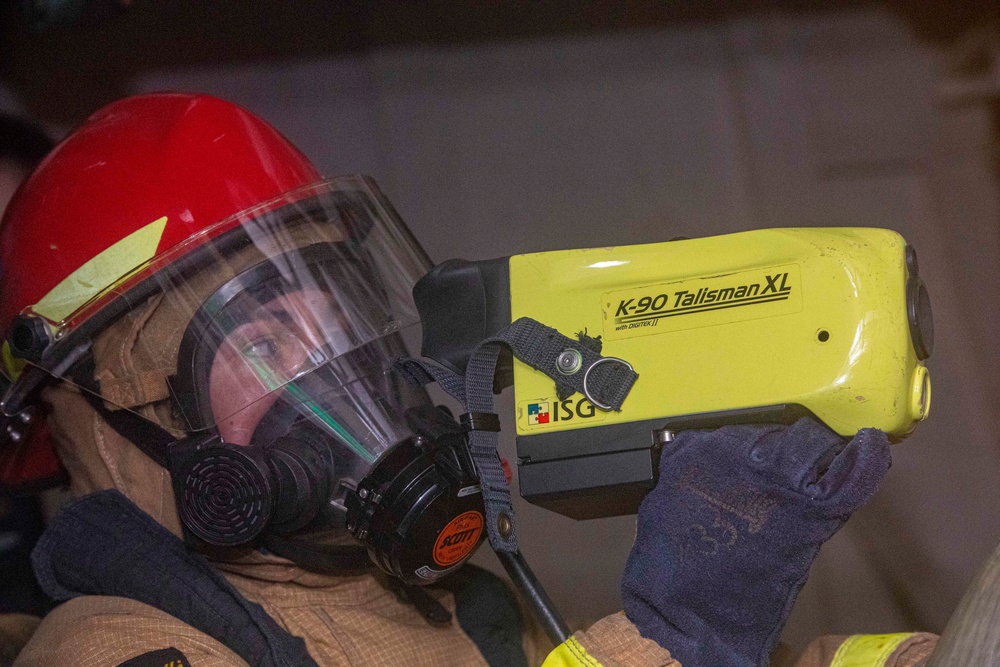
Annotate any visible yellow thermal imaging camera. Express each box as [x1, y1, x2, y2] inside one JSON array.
[[414, 228, 933, 519]]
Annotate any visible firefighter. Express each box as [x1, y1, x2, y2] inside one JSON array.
[[0, 93, 894, 667]]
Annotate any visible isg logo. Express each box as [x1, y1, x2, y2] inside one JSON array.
[[526, 398, 597, 426], [527, 402, 550, 425]]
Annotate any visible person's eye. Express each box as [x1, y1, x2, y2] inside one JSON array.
[[242, 338, 280, 362]]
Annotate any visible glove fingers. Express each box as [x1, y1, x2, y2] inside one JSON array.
[[809, 427, 890, 509], [746, 418, 846, 484], [668, 419, 890, 507]]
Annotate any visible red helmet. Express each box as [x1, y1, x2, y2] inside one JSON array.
[[0, 93, 319, 337], [0, 93, 402, 491], [0, 93, 322, 490]]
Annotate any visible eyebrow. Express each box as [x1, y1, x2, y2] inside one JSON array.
[[266, 308, 296, 327], [262, 302, 295, 327]]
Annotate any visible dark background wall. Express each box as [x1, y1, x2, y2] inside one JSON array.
[[0, 0, 973, 121]]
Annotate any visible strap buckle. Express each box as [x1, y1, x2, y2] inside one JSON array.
[[460, 411, 501, 433], [583, 357, 634, 411]]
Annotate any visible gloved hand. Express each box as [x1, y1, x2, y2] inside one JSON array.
[[621, 418, 891, 667]]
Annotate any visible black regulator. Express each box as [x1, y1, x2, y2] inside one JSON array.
[[344, 404, 485, 584]]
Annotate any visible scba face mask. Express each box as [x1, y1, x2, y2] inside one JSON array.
[[163, 183, 488, 583], [10, 177, 487, 584], [170, 335, 488, 585]]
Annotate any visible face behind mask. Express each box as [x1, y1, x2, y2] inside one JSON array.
[[169, 336, 487, 584]]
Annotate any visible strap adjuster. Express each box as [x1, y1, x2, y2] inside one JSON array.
[[460, 412, 501, 433]]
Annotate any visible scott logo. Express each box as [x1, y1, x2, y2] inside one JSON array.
[[441, 528, 480, 546]]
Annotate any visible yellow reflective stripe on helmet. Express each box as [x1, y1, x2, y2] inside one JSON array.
[[831, 633, 917, 667], [1, 340, 26, 381], [33, 215, 168, 323], [541, 637, 604, 667]]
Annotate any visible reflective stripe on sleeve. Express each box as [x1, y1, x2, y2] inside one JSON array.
[[541, 637, 604, 667], [831, 633, 918, 667]]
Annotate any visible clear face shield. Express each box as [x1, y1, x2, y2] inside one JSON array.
[[26, 176, 486, 582], [175, 241, 432, 473]]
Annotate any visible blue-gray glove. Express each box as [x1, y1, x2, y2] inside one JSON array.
[[621, 418, 890, 667]]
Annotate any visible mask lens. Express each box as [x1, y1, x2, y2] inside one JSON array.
[[220, 328, 428, 444]]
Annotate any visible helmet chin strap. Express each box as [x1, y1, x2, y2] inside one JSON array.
[[78, 382, 174, 469], [260, 534, 371, 574]]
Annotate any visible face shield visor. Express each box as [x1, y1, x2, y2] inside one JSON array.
[[16, 175, 430, 418], [173, 239, 430, 459]]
